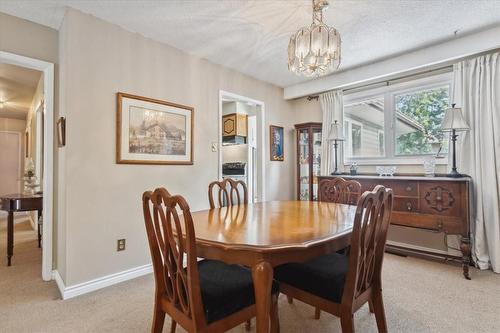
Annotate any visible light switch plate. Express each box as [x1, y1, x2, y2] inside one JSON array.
[[211, 142, 218, 152]]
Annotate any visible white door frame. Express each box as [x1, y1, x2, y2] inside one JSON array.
[[0, 51, 55, 281], [218, 90, 266, 202]]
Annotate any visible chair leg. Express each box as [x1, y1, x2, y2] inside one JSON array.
[[286, 295, 293, 304], [151, 301, 166, 333], [245, 319, 251, 331], [314, 307, 321, 319], [368, 300, 374, 313], [340, 309, 355, 333], [270, 294, 280, 333], [372, 290, 388, 333], [170, 320, 177, 333]]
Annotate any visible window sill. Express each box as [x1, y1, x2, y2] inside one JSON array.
[[344, 157, 448, 166]]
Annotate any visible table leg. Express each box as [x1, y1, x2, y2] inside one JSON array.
[[7, 211, 13, 266], [37, 210, 42, 248], [252, 261, 273, 333]]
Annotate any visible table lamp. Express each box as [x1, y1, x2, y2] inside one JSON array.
[[440, 104, 469, 177], [328, 120, 344, 175]]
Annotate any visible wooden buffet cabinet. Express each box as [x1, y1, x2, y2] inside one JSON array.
[[318, 174, 472, 279]]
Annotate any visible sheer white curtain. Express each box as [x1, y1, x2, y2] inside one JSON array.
[[320, 90, 343, 175], [452, 52, 500, 273]]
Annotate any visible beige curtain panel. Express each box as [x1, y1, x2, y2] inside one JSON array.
[[320, 90, 343, 175], [452, 52, 500, 273]]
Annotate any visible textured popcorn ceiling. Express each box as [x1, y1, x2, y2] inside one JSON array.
[[2, 0, 500, 87]]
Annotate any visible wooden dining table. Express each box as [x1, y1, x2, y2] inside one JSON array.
[[190, 200, 357, 333]]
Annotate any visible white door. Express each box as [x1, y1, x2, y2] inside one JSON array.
[[0, 131, 21, 196]]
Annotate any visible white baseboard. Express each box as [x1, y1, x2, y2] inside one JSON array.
[[52, 264, 153, 300]]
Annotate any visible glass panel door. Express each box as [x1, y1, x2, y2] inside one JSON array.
[[311, 128, 322, 201], [298, 128, 310, 200]]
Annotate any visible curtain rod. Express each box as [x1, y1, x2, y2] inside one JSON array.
[[306, 47, 500, 101]]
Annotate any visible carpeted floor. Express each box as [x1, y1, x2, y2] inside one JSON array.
[[1, 218, 500, 333]]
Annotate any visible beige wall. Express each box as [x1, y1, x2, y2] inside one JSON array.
[[58, 9, 295, 286], [0, 12, 58, 63]]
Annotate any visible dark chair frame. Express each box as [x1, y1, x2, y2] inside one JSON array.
[[143, 188, 278, 333], [318, 177, 362, 205], [208, 178, 248, 209], [279, 186, 394, 333]]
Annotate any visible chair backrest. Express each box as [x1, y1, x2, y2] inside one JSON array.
[[318, 177, 362, 205], [208, 178, 248, 209], [342, 185, 393, 306], [142, 188, 205, 328]]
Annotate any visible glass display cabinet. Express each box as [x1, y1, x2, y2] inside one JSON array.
[[295, 122, 323, 201]]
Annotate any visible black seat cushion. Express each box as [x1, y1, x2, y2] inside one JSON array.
[[274, 253, 348, 303], [198, 260, 279, 324]]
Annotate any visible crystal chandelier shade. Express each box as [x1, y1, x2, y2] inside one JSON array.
[[288, 0, 341, 77]]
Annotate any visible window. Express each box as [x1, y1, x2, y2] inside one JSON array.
[[395, 86, 449, 155], [343, 72, 451, 164], [343, 96, 385, 158]]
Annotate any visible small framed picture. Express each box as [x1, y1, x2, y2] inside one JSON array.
[[57, 117, 66, 147], [116, 92, 194, 165], [270, 125, 284, 161]]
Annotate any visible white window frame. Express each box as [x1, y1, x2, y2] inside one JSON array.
[[343, 72, 452, 165], [343, 118, 364, 159]]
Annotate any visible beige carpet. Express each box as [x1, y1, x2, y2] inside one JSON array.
[[1, 218, 500, 333]]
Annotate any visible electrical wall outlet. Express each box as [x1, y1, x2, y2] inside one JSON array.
[[117, 239, 126, 251]]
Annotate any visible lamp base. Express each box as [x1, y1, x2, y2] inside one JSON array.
[[446, 169, 463, 178], [330, 170, 343, 175]]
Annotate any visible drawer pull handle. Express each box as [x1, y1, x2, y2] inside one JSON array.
[[437, 221, 443, 230], [406, 202, 412, 211], [406, 186, 413, 192]]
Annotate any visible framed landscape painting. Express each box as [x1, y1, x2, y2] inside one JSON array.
[[116, 93, 193, 164], [270, 125, 284, 161]]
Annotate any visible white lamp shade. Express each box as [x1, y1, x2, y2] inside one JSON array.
[[328, 120, 344, 141], [441, 106, 470, 131]]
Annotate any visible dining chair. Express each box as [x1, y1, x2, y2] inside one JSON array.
[[208, 178, 248, 209], [318, 177, 362, 205], [275, 185, 394, 333], [285, 177, 362, 313], [143, 187, 279, 333], [207, 179, 252, 330]]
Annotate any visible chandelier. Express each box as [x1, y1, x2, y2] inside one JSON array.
[[288, 0, 341, 77]]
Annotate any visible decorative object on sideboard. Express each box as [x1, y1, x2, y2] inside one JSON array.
[[56, 117, 66, 147], [349, 162, 358, 175], [440, 104, 469, 177], [375, 165, 396, 177], [328, 120, 344, 175], [270, 125, 284, 161], [116, 93, 194, 165], [23, 158, 39, 195], [423, 156, 436, 177], [288, 0, 341, 77]]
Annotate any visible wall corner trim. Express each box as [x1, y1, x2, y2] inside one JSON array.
[[51, 264, 153, 300]]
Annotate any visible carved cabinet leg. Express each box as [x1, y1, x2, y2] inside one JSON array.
[[460, 237, 471, 280]]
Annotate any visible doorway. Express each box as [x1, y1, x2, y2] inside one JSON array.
[[218, 91, 265, 203], [0, 51, 55, 281]]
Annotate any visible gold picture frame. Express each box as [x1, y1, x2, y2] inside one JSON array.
[[116, 92, 194, 165]]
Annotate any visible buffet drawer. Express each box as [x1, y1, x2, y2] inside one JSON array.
[[361, 180, 418, 197], [393, 197, 419, 213]]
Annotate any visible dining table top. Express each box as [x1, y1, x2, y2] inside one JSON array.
[[190, 200, 357, 251]]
